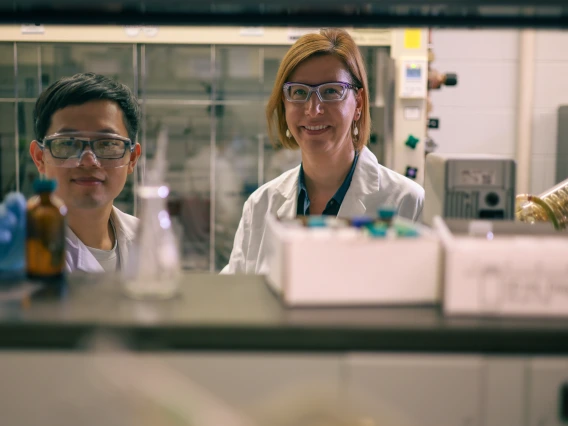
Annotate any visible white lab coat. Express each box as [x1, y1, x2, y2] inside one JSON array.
[[221, 146, 424, 274], [65, 206, 139, 273]]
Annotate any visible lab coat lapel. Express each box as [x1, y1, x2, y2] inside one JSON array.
[[66, 230, 105, 273], [275, 165, 300, 220], [337, 147, 381, 218], [272, 147, 381, 219], [111, 206, 138, 269], [337, 193, 367, 217]]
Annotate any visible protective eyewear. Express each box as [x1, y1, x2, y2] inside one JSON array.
[[282, 81, 359, 103], [39, 131, 134, 168]]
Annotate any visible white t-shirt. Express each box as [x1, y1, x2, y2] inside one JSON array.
[[69, 218, 121, 273], [86, 242, 120, 272]]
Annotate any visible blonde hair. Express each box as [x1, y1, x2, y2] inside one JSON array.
[[266, 28, 370, 151]]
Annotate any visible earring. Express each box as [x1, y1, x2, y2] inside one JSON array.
[[286, 129, 291, 138], [353, 124, 359, 137]]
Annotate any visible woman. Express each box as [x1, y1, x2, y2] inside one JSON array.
[[222, 28, 424, 274]]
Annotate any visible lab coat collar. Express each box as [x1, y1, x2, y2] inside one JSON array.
[[275, 164, 301, 219], [65, 206, 138, 273], [273, 146, 381, 219], [337, 146, 381, 217], [110, 206, 138, 269], [66, 227, 105, 273], [111, 206, 137, 242]]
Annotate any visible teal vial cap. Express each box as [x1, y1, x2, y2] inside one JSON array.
[[33, 178, 57, 193], [378, 206, 398, 220], [394, 223, 420, 238], [307, 215, 327, 228], [368, 223, 388, 237]]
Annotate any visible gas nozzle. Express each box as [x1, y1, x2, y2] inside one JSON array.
[[428, 69, 458, 90]]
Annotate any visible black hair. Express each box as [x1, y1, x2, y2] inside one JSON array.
[[33, 72, 140, 142]]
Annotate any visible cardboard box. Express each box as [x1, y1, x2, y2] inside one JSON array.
[[434, 217, 568, 318], [265, 216, 442, 307]]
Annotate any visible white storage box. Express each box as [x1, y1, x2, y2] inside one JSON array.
[[265, 216, 442, 307], [434, 217, 568, 318]]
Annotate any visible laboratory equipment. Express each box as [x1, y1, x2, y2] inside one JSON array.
[[428, 69, 458, 90], [515, 177, 568, 230], [423, 153, 517, 225], [294, 208, 416, 239], [306, 216, 326, 228], [266, 214, 440, 306], [122, 128, 180, 300], [26, 179, 67, 285], [351, 216, 374, 229], [425, 30, 458, 156], [435, 217, 568, 318], [0, 192, 26, 280], [399, 58, 428, 99], [378, 206, 397, 226], [556, 105, 568, 183]]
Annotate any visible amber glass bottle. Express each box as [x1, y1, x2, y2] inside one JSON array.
[[26, 179, 67, 281]]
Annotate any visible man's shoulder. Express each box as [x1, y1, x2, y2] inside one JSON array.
[[112, 205, 139, 222]]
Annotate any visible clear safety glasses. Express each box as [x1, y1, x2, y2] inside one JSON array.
[[38, 131, 134, 168], [282, 81, 359, 103]]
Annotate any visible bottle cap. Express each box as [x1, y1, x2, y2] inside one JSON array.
[[378, 206, 398, 220], [33, 179, 57, 193], [351, 216, 373, 228], [325, 217, 348, 229], [397, 228, 419, 238], [394, 223, 420, 238], [307, 216, 327, 228], [368, 224, 388, 237]]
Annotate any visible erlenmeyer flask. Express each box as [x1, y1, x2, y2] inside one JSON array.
[[122, 127, 180, 299], [122, 183, 180, 299]]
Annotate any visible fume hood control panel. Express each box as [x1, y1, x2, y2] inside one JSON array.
[[399, 58, 428, 99]]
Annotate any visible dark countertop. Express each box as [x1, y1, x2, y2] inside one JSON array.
[[1, 273, 568, 353]]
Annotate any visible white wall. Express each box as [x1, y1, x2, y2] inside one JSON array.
[[429, 29, 519, 158], [531, 31, 568, 194], [429, 29, 568, 195]]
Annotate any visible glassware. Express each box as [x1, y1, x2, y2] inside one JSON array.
[[122, 128, 180, 300], [515, 177, 568, 230], [26, 179, 67, 285]]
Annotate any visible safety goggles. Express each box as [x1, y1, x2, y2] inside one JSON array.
[[38, 131, 134, 168], [282, 81, 359, 103]]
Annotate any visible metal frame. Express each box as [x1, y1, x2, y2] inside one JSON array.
[[1, 3, 568, 28], [132, 43, 139, 216], [13, 42, 19, 193], [257, 47, 265, 188], [209, 44, 217, 272]]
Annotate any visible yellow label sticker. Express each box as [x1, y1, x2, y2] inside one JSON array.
[[404, 29, 422, 49]]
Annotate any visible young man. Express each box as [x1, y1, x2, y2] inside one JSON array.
[[29, 72, 142, 273]]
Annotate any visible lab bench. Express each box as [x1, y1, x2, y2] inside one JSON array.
[[1, 273, 568, 426]]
